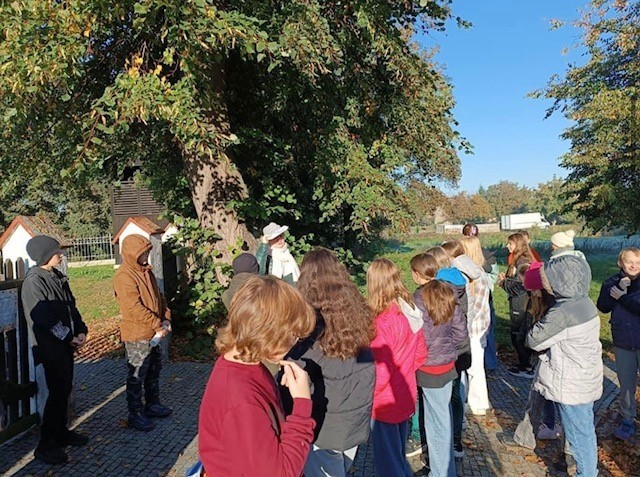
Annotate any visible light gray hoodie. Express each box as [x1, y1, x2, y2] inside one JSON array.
[[527, 254, 603, 405]]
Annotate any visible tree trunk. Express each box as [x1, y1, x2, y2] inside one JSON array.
[[182, 61, 257, 266], [183, 150, 256, 257]]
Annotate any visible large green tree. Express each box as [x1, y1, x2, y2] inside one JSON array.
[[537, 0, 640, 232], [527, 176, 578, 225], [0, 0, 468, 257], [479, 180, 530, 219]]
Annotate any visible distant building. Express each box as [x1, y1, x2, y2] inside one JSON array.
[[0, 215, 69, 279], [110, 179, 167, 238]]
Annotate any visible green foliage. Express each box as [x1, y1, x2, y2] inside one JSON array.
[[0, 0, 468, 250], [478, 180, 531, 219], [527, 176, 579, 225], [167, 215, 230, 328], [0, 0, 470, 325], [536, 0, 640, 233]]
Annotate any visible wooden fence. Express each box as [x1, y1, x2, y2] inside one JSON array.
[[0, 279, 38, 443]]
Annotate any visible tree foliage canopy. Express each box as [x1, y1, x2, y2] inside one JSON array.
[[0, 0, 468, 251], [478, 180, 530, 219], [536, 0, 640, 233]]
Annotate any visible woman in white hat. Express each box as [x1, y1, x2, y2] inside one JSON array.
[[256, 222, 301, 284]]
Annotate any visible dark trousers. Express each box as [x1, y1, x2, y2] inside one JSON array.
[[40, 350, 74, 447], [125, 345, 162, 414], [451, 374, 464, 448], [371, 419, 413, 477], [510, 330, 532, 369], [484, 293, 499, 370]]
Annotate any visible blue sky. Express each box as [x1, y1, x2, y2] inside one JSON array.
[[416, 0, 588, 194]]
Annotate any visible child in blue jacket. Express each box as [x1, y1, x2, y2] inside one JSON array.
[[597, 247, 640, 442]]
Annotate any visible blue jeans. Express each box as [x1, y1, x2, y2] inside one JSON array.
[[421, 382, 456, 477], [484, 293, 498, 370], [558, 403, 598, 477], [371, 420, 413, 477]]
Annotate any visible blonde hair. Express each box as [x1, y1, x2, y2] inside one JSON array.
[[459, 236, 484, 267], [367, 258, 414, 315], [298, 247, 375, 360], [216, 276, 316, 362], [410, 253, 439, 282], [425, 246, 450, 269], [619, 247, 640, 263]]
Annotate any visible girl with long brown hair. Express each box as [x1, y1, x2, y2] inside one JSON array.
[[505, 233, 535, 275], [366, 259, 427, 477], [499, 233, 535, 378], [289, 247, 376, 477]]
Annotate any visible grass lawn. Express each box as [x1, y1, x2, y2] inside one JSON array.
[[67, 265, 119, 324], [363, 233, 620, 351]]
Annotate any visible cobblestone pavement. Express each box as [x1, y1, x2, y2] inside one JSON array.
[[0, 357, 212, 477], [0, 356, 620, 477]]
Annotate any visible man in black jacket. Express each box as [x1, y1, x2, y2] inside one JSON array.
[[22, 235, 89, 464]]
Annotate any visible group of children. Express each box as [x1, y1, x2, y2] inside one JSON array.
[[197, 233, 499, 477], [16, 225, 640, 477]]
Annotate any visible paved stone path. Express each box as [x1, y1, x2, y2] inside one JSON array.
[[0, 356, 620, 477]]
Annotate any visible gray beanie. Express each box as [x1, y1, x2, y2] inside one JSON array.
[[232, 253, 259, 275], [26, 235, 61, 266]]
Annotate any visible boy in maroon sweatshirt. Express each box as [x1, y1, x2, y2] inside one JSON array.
[[198, 276, 316, 477]]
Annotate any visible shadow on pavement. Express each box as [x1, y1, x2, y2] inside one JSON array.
[[0, 358, 212, 477]]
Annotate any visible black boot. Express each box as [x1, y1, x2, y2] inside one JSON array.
[[34, 444, 68, 465], [61, 429, 89, 446]]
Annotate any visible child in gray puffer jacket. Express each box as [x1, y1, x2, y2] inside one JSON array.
[[527, 254, 602, 477]]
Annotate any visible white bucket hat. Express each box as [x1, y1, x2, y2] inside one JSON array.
[[263, 222, 289, 241]]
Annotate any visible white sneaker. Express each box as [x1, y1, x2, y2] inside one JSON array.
[[537, 423, 561, 440]]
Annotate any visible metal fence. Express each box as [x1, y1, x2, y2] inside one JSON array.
[[66, 234, 114, 262]]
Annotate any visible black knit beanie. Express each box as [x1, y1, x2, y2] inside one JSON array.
[[232, 253, 259, 275], [26, 235, 61, 266]]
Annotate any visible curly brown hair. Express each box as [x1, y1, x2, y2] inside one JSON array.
[[298, 247, 375, 360], [216, 276, 316, 363]]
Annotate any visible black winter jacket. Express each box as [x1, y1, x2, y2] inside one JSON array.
[[21, 267, 87, 363], [283, 318, 375, 451], [501, 259, 530, 332]]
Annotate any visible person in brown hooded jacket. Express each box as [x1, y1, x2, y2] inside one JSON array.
[[114, 234, 172, 431]]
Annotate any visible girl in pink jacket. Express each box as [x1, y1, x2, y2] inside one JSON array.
[[366, 259, 428, 477]]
